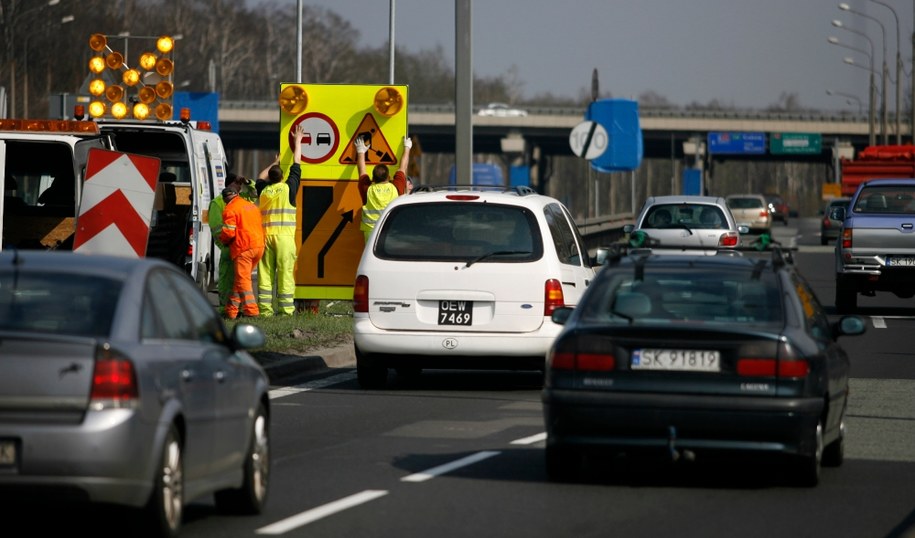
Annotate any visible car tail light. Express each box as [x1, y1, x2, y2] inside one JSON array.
[[90, 344, 139, 408], [186, 225, 194, 256], [760, 210, 770, 218], [445, 194, 480, 201], [841, 228, 852, 249], [548, 335, 616, 371], [736, 342, 808, 379], [718, 232, 739, 247], [544, 279, 565, 316], [822, 217, 831, 228], [353, 275, 369, 313]]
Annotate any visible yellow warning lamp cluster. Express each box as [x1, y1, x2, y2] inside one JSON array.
[[85, 33, 175, 121], [279, 85, 406, 118]]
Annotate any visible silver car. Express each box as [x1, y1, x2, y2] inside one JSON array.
[[625, 195, 745, 252], [727, 193, 773, 233], [0, 251, 270, 536]]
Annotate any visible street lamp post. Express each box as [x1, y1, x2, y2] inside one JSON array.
[[839, 3, 889, 144], [2, 0, 62, 118], [826, 89, 864, 114], [867, 0, 902, 144], [830, 25, 877, 146]]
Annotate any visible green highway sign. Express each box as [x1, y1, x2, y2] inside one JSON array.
[[770, 132, 822, 155]]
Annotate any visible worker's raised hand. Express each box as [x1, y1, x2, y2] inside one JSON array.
[[355, 137, 370, 155], [294, 124, 306, 139], [403, 136, 413, 150]]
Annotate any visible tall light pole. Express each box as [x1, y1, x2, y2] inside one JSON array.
[[839, 3, 888, 144], [867, 0, 901, 144], [830, 24, 877, 146], [826, 89, 864, 114], [2, 0, 62, 118]]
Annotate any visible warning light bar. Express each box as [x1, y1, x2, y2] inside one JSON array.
[[0, 119, 100, 134]]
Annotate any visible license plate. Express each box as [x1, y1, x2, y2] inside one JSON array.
[[0, 440, 16, 467], [886, 256, 915, 266], [631, 349, 720, 372], [438, 300, 473, 325]]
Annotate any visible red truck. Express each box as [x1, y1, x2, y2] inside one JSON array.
[[840, 145, 915, 196]]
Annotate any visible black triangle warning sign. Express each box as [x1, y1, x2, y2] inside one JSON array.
[[339, 113, 397, 165]]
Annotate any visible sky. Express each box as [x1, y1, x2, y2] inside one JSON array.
[[286, 0, 915, 112]]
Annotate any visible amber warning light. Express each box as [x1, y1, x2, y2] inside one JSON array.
[[83, 33, 176, 121]]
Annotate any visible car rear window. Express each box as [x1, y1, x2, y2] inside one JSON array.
[[375, 202, 543, 262], [728, 197, 764, 209], [853, 187, 915, 214], [0, 272, 122, 337], [643, 204, 727, 229], [579, 267, 783, 325]]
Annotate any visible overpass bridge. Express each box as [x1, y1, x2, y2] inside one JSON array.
[[218, 101, 879, 161]]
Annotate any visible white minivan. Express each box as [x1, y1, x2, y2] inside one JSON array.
[[352, 186, 596, 389]]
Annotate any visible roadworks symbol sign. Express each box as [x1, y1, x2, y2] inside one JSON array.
[[339, 113, 396, 165]]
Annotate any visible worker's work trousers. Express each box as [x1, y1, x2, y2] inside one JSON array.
[[226, 246, 263, 319], [257, 234, 297, 316], [216, 244, 234, 314]]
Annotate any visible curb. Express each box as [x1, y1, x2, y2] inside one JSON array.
[[253, 338, 355, 383]]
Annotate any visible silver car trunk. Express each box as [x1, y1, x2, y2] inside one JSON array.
[[0, 334, 96, 420]]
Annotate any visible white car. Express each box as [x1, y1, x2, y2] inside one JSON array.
[[352, 186, 596, 389], [624, 195, 746, 252], [477, 102, 528, 117]]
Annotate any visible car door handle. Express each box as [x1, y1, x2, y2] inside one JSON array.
[[181, 369, 194, 382], [214, 370, 226, 383]]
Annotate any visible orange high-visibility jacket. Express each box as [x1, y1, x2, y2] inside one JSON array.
[[220, 196, 265, 259]]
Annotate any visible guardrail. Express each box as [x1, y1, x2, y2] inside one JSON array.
[[579, 213, 633, 251]]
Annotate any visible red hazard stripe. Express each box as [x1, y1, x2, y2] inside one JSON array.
[[85, 148, 125, 179], [72, 190, 150, 256], [129, 153, 162, 191]]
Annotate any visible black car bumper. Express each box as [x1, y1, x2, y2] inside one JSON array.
[[543, 389, 823, 459]]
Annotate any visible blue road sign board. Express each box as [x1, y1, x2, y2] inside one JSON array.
[[586, 99, 643, 172], [707, 131, 765, 155], [173, 92, 220, 133]]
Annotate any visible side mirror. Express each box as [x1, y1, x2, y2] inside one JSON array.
[[231, 322, 267, 350], [737, 225, 750, 235], [830, 206, 847, 221], [623, 224, 634, 234], [551, 306, 574, 325], [592, 247, 609, 266], [833, 315, 866, 339]]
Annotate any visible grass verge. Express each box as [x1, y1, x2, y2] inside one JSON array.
[[224, 300, 353, 355]]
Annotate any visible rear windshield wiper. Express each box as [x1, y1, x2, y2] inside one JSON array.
[[465, 250, 531, 267]]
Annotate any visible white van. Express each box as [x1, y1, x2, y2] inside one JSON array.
[[0, 117, 226, 292], [352, 185, 597, 389]]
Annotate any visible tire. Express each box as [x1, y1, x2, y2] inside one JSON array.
[[144, 425, 184, 538], [215, 403, 270, 514], [545, 444, 580, 482], [820, 235, 828, 246], [835, 277, 857, 314], [796, 420, 823, 487], [823, 418, 845, 467], [356, 346, 388, 389]]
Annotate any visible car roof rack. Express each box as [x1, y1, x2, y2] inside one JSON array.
[[412, 184, 538, 196]]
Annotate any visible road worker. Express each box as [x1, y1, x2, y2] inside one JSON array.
[[357, 135, 412, 242], [208, 172, 257, 315], [255, 124, 304, 316], [219, 187, 265, 319]]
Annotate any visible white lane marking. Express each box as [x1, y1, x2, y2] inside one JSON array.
[[255, 489, 389, 535], [269, 372, 357, 399], [872, 317, 887, 329], [401, 450, 500, 483], [511, 432, 547, 445]]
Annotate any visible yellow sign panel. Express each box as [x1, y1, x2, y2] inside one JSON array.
[[822, 182, 842, 200], [278, 83, 409, 300]]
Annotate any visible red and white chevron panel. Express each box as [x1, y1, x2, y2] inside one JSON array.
[[73, 148, 161, 258]]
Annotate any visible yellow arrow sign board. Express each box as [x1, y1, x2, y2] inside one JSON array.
[[277, 83, 409, 300]]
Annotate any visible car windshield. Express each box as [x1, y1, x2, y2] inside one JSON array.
[[642, 203, 727, 230], [0, 271, 121, 337], [853, 187, 915, 214], [376, 202, 542, 262], [578, 265, 783, 325]]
